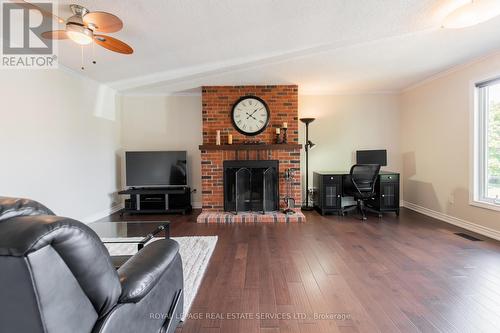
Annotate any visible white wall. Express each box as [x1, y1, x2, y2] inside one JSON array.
[[299, 94, 402, 201], [120, 95, 203, 207], [401, 52, 500, 235], [0, 69, 122, 222]]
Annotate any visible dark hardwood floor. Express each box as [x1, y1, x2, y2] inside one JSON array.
[[100, 208, 500, 333]]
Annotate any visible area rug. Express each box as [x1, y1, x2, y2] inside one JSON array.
[[101, 236, 218, 321]]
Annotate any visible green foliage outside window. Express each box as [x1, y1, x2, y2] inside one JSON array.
[[488, 102, 500, 197]]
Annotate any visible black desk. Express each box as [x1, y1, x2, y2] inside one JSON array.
[[313, 171, 400, 216]]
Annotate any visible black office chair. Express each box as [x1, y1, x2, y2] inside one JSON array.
[[342, 164, 381, 220]]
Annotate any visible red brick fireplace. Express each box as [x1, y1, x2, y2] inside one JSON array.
[[197, 85, 303, 223]]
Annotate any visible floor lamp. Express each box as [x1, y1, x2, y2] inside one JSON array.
[[300, 117, 316, 211]]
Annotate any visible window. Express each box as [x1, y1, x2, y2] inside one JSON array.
[[474, 78, 500, 208]]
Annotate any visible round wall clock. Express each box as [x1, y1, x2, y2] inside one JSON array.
[[231, 96, 270, 136]]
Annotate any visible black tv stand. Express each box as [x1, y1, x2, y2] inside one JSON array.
[[119, 187, 192, 216]]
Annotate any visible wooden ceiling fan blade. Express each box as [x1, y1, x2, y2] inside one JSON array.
[[94, 35, 133, 54], [41, 30, 68, 40], [9, 0, 65, 23], [83, 12, 123, 33]]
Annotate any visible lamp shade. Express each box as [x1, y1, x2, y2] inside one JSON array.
[[300, 117, 315, 124]]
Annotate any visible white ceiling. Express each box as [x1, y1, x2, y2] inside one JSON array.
[[48, 0, 500, 94]]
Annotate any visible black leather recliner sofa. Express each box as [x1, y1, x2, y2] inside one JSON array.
[[0, 197, 183, 333]]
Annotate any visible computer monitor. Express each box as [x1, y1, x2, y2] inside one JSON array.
[[356, 149, 387, 166]]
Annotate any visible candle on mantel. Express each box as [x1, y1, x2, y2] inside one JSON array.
[[216, 130, 221, 145], [228, 134, 233, 145], [283, 122, 288, 129], [276, 128, 281, 134]]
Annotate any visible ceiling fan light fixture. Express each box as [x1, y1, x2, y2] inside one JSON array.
[[443, 0, 500, 29], [66, 23, 94, 45]]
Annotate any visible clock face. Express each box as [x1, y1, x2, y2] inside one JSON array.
[[231, 96, 270, 136]]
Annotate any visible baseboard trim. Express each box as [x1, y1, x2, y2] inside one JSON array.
[[402, 201, 500, 242], [82, 203, 124, 224]]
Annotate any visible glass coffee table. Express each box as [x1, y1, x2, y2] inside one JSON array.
[[89, 221, 170, 268]]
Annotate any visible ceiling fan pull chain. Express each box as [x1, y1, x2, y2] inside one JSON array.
[[92, 42, 96, 65], [81, 45, 85, 70]]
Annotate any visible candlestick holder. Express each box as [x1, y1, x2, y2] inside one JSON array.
[[275, 133, 282, 144], [282, 127, 288, 144]]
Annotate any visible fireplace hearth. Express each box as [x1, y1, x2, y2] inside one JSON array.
[[223, 160, 279, 213]]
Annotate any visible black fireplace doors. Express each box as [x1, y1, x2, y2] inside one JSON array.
[[223, 160, 279, 213]]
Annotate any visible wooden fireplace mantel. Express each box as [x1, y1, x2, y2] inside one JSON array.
[[199, 143, 302, 151]]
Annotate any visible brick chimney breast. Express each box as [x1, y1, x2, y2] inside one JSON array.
[[200, 85, 301, 211]]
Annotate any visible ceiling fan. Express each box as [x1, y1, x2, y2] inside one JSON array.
[[11, 1, 133, 54]]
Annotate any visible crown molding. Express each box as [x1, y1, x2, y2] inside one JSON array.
[[402, 48, 500, 93]]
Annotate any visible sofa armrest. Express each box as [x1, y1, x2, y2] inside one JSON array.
[[117, 239, 179, 303], [0, 196, 54, 222]]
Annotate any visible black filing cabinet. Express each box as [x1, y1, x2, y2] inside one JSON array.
[[313, 172, 343, 215], [366, 173, 400, 215]]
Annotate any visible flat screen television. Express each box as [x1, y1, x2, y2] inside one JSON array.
[[125, 151, 187, 187], [356, 149, 387, 166]]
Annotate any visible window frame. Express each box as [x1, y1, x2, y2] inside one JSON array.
[[470, 75, 500, 212]]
